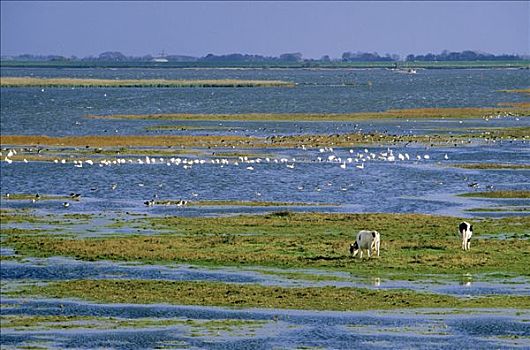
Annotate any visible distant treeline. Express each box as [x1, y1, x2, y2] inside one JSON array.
[[405, 50, 522, 62], [2, 50, 526, 63]]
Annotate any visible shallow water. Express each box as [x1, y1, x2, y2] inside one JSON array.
[[2, 257, 529, 297], [2, 143, 529, 217], [1, 68, 528, 136], [2, 68, 529, 217], [1, 299, 529, 349]]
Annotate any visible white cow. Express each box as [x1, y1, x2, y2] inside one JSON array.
[[350, 230, 380, 258], [459, 221, 473, 251]]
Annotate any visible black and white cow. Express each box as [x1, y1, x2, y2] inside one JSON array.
[[350, 230, 380, 258], [459, 221, 473, 251]]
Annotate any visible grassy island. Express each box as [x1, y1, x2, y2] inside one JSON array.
[[0, 77, 295, 88], [11, 279, 530, 311], [88, 106, 530, 122]]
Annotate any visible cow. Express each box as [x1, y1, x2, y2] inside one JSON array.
[[350, 230, 380, 258], [459, 221, 473, 251]]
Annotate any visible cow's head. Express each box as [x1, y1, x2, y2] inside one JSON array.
[[350, 242, 359, 256]]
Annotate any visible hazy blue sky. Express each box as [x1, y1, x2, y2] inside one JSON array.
[[1, 1, 528, 58]]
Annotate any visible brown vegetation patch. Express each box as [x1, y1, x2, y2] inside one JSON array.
[[0, 77, 295, 88]]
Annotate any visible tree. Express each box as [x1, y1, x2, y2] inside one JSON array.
[[279, 53, 303, 62]]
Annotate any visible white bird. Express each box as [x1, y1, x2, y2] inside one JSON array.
[[444, 154, 449, 160], [340, 162, 347, 169], [356, 163, 364, 169]]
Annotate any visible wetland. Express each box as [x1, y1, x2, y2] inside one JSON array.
[[1, 67, 529, 349]]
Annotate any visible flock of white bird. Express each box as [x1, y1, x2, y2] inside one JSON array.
[[2, 146, 447, 170]]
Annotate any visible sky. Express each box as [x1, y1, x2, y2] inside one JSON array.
[[1, 1, 528, 59]]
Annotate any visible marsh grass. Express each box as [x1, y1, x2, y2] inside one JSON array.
[[158, 200, 334, 207], [469, 126, 530, 140], [0, 77, 295, 88], [0, 314, 266, 334], [499, 88, 530, 95], [3, 126, 527, 154], [144, 125, 238, 131], [0, 209, 55, 225], [2, 193, 71, 201], [1, 135, 256, 148], [497, 102, 530, 108], [465, 207, 529, 213], [87, 106, 530, 122], [0, 132, 487, 151], [12, 279, 530, 311], [458, 190, 530, 199], [5, 213, 529, 276], [452, 163, 530, 170]]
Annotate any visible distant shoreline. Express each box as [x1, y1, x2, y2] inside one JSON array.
[[1, 60, 529, 69]]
